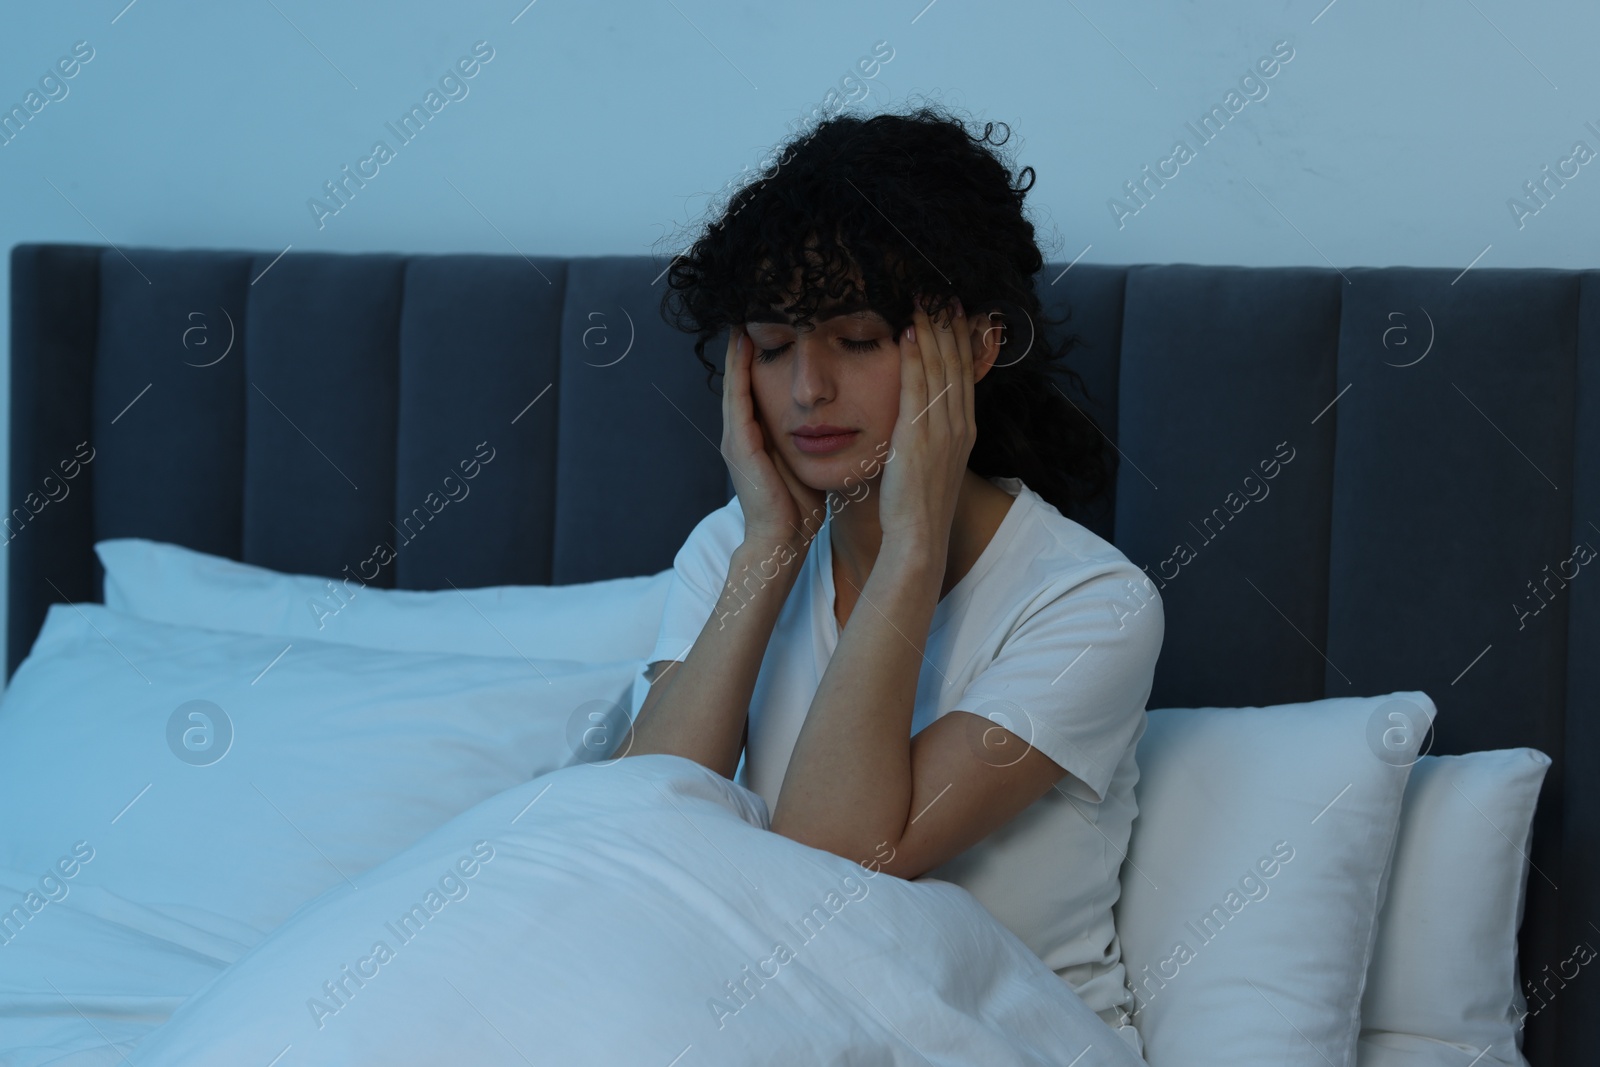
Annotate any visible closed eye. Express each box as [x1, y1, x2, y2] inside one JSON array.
[[754, 336, 882, 364]]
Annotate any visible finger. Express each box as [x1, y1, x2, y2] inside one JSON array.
[[950, 298, 975, 431], [727, 326, 759, 453], [901, 302, 930, 429], [921, 300, 953, 422], [928, 298, 967, 435], [722, 327, 767, 501], [721, 326, 739, 450], [919, 295, 950, 411]]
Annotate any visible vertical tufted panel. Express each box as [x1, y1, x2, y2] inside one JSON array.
[[6, 244, 101, 673], [1037, 262, 1130, 543], [552, 256, 728, 584], [1324, 269, 1576, 755], [242, 252, 405, 584], [1564, 270, 1600, 1063], [1324, 268, 1581, 1065], [392, 254, 567, 590], [92, 250, 253, 558], [1113, 264, 1343, 710]]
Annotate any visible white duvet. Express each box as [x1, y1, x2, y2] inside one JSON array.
[[6, 754, 1140, 1066]]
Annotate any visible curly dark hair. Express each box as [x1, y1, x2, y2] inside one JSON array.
[[657, 101, 1114, 523]]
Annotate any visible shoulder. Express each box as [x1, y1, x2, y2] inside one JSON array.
[[945, 482, 1162, 804], [674, 495, 747, 568], [1005, 481, 1164, 642]]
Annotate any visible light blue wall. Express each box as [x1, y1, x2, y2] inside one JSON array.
[[1, 0, 1596, 669]]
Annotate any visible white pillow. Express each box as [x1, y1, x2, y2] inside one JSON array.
[[95, 537, 673, 664], [1358, 749, 1550, 1067], [1114, 691, 1435, 1067], [0, 601, 641, 937]]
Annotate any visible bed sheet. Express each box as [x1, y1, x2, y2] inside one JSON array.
[[0, 867, 256, 1065]]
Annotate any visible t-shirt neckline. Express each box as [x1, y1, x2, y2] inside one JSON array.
[[817, 476, 1030, 644]]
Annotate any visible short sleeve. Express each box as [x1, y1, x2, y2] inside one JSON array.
[[632, 499, 748, 783], [642, 496, 746, 677], [948, 563, 1165, 803]]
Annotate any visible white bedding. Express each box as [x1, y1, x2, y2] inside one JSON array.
[[0, 865, 255, 1065], [5, 754, 1142, 1066]]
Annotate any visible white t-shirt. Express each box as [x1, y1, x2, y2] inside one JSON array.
[[640, 475, 1164, 1030]]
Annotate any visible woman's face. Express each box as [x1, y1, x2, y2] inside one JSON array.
[[742, 296, 902, 492]]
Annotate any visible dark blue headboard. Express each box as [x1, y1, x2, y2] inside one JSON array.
[[9, 242, 1599, 1064]]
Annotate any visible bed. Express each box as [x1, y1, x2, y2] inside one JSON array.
[[4, 243, 1597, 1065]]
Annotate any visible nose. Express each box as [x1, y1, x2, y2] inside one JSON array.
[[789, 330, 836, 407]]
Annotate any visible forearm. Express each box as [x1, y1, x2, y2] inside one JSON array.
[[623, 539, 804, 779], [769, 544, 942, 860]]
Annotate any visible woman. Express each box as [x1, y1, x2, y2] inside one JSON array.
[[619, 104, 1163, 1050]]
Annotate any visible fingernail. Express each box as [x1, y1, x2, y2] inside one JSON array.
[[906, 323, 916, 344], [954, 297, 964, 319]]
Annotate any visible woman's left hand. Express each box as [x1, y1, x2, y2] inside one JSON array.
[[876, 294, 978, 559]]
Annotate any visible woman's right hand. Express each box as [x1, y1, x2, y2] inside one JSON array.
[[721, 324, 829, 553]]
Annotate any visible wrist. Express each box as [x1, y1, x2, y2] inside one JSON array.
[[871, 537, 944, 588], [879, 533, 944, 572], [741, 518, 819, 555], [731, 537, 809, 585]]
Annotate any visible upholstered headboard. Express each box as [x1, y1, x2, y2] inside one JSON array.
[[9, 242, 1599, 1063]]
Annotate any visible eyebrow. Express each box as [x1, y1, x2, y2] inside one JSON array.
[[744, 298, 885, 325]]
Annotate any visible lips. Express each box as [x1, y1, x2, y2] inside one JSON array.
[[791, 429, 860, 455]]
